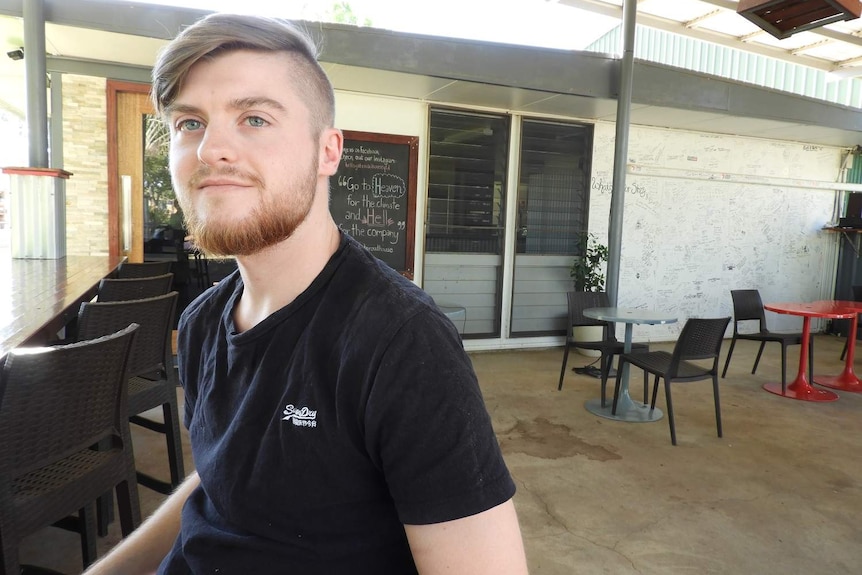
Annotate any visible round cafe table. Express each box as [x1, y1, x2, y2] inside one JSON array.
[[582, 307, 677, 422], [812, 300, 862, 393], [762, 301, 853, 402]]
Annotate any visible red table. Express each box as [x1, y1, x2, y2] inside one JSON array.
[[762, 301, 854, 402], [812, 300, 862, 393]]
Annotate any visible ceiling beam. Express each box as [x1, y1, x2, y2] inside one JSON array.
[[0, 0, 209, 39], [46, 55, 151, 82]]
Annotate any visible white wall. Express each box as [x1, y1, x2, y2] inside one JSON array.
[[589, 122, 843, 343], [335, 92, 425, 136]]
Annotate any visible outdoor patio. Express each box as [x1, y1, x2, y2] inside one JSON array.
[[18, 333, 862, 574]]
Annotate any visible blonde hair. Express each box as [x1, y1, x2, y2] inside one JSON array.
[[152, 13, 335, 134]]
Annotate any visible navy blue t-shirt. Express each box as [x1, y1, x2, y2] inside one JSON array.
[[159, 233, 515, 574]]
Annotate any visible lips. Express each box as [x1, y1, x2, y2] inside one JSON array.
[[198, 178, 247, 187], [196, 179, 251, 191]]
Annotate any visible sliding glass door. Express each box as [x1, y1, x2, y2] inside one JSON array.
[[423, 109, 510, 338], [510, 119, 593, 336], [422, 108, 594, 341]]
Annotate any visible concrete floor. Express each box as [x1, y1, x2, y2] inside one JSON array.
[[17, 333, 862, 574]]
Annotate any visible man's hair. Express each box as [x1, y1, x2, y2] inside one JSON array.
[[152, 13, 335, 134]]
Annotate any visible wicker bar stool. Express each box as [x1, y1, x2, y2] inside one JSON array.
[[76, 292, 185, 496], [0, 325, 141, 573], [97, 273, 174, 302], [116, 260, 173, 279]]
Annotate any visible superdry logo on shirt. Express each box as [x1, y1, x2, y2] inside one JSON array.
[[283, 404, 317, 428]]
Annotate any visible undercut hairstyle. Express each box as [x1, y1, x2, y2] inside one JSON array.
[[152, 13, 335, 135]]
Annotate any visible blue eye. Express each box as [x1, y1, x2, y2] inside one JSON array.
[[246, 116, 267, 127], [177, 119, 203, 132]]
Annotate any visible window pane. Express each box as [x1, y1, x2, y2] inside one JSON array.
[[426, 109, 509, 254], [424, 109, 509, 338], [511, 119, 593, 337], [516, 119, 592, 255]]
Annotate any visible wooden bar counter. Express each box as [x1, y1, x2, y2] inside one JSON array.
[[0, 253, 124, 359]]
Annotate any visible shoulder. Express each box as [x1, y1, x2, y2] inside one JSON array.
[[336, 237, 450, 340], [178, 268, 240, 332], [341, 235, 434, 312]]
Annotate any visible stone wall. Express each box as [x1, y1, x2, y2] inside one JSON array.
[[62, 75, 109, 256]]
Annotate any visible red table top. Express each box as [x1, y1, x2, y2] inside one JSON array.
[[823, 299, 862, 311], [765, 301, 859, 319]]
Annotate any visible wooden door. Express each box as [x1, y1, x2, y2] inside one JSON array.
[[107, 81, 154, 262]]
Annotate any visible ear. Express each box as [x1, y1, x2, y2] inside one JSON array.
[[318, 128, 343, 177]]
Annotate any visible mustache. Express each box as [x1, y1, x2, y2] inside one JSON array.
[[187, 165, 264, 189]]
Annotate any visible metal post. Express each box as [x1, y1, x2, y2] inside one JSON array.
[[23, 0, 49, 167], [606, 0, 637, 306]]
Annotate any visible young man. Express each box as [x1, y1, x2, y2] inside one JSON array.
[[85, 12, 528, 575]]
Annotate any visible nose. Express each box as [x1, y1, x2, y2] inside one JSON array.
[[196, 123, 236, 166]]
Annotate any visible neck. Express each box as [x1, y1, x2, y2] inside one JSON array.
[[233, 188, 340, 332]]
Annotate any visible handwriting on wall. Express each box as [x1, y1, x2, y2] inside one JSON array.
[[592, 122, 841, 338]]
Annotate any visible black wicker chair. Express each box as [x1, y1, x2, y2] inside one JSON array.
[[722, 289, 811, 389], [116, 260, 173, 279], [0, 324, 141, 573], [559, 291, 649, 406], [615, 317, 731, 445], [97, 273, 174, 302], [76, 292, 185, 495]]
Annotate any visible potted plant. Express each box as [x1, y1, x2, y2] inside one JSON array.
[[570, 233, 609, 356], [570, 232, 608, 293]]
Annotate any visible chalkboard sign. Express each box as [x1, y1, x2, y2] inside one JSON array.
[[330, 131, 418, 277]]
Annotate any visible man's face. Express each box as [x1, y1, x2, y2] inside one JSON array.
[[166, 49, 321, 256]]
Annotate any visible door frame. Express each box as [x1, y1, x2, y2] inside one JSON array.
[[106, 80, 154, 260]]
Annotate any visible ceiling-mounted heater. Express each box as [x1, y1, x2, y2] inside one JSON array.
[[737, 0, 862, 39]]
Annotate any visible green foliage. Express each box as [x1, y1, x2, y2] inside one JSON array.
[[570, 233, 608, 292], [142, 116, 175, 228], [325, 2, 372, 26]]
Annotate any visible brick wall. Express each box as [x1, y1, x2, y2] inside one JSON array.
[[62, 75, 109, 256]]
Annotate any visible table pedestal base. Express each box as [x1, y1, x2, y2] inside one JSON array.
[[763, 380, 838, 402], [585, 397, 663, 422], [814, 372, 862, 392]]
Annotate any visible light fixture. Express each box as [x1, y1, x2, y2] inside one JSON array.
[[6, 47, 23, 61], [737, 0, 862, 40]]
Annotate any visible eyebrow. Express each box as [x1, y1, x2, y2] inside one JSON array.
[[229, 97, 287, 113], [163, 103, 202, 118], [165, 97, 286, 118]]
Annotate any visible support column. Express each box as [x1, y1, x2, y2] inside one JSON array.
[[606, 0, 637, 306], [23, 0, 49, 167]]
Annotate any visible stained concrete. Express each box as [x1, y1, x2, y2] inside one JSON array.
[[17, 333, 862, 573]]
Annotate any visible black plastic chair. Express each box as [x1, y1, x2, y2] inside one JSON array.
[[97, 273, 174, 302], [0, 324, 141, 573], [615, 316, 731, 445], [558, 291, 649, 406], [76, 292, 185, 496], [721, 289, 811, 388], [839, 285, 862, 360], [116, 260, 173, 279]]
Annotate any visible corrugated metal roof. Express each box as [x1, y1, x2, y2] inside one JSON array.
[[588, 24, 862, 107], [562, 0, 862, 108]]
